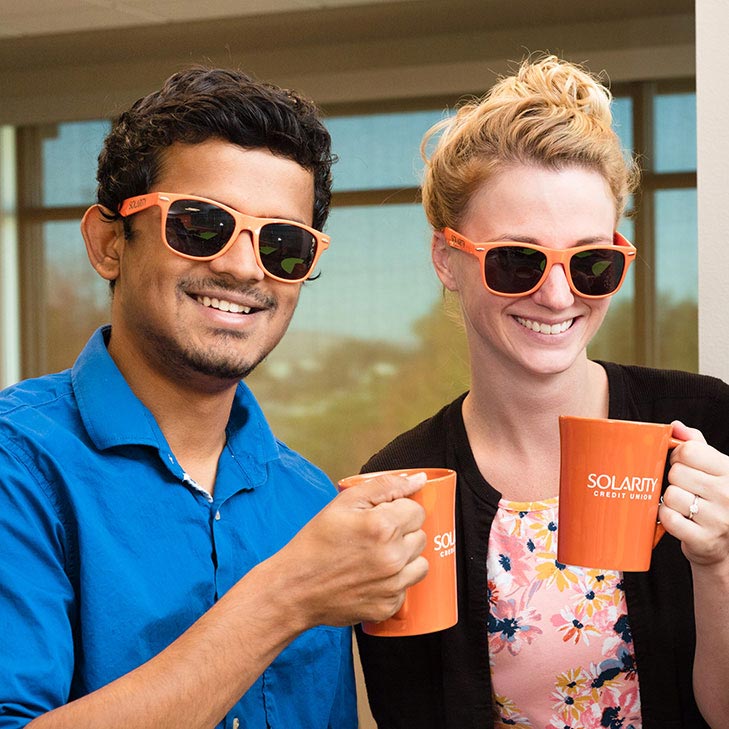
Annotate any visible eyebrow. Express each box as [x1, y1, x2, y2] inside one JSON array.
[[494, 233, 614, 246], [199, 195, 311, 226]]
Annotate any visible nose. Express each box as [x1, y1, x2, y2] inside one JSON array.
[[531, 262, 575, 309], [207, 231, 266, 283]]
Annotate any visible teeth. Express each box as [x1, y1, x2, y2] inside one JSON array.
[[516, 317, 573, 335], [197, 296, 251, 314]]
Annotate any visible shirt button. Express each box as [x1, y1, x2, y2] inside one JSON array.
[[215, 510, 221, 521], [232, 718, 240, 729]]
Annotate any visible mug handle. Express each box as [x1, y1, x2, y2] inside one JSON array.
[[653, 436, 685, 547]]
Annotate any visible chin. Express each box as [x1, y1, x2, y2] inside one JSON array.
[[516, 350, 585, 377], [187, 353, 262, 381], [164, 342, 264, 383]]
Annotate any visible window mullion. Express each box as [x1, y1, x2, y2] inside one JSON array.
[[17, 125, 50, 379], [632, 82, 657, 367]]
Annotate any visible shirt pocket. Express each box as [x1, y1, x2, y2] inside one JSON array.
[[263, 625, 352, 727]]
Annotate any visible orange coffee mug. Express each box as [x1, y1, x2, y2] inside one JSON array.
[[558, 416, 681, 572], [337, 467, 458, 637]]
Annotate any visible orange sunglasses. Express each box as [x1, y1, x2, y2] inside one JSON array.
[[119, 192, 330, 283], [444, 227, 636, 299]]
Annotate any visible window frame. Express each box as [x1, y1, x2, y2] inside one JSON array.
[[627, 78, 696, 365], [15, 79, 697, 377]]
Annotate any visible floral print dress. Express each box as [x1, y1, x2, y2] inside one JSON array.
[[487, 497, 641, 729]]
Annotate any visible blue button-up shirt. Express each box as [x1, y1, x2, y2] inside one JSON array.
[[0, 327, 356, 728]]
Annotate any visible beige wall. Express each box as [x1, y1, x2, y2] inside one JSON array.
[[0, 8, 694, 125], [697, 0, 729, 383]]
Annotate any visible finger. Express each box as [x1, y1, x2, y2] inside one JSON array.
[[671, 419, 707, 445], [666, 461, 710, 500], [658, 501, 701, 537], [400, 528, 428, 562], [670, 440, 729, 478], [374, 496, 426, 534], [663, 484, 701, 521], [357, 558, 430, 623], [342, 471, 428, 508], [365, 471, 428, 505], [399, 554, 429, 589], [355, 554, 429, 622]]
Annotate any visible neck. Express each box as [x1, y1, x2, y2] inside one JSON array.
[[463, 354, 609, 501], [467, 355, 608, 434], [108, 335, 237, 495]]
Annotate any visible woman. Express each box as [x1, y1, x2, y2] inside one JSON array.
[[356, 56, 729, 729]]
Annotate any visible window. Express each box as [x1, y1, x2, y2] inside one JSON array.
[[14, 82, 697, 482], [652, 89, 698, 372], [588, 96, 637, 365], [588, 82, 697, 371], [17, 122, 111, 376]]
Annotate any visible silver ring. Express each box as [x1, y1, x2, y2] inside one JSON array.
[[687, 493, 700, 521]]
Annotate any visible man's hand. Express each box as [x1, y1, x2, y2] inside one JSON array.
[[24, 473, 429, 729], [271, 471, 429, 630]]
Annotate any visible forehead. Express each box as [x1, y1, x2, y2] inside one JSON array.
[[462, 164, 616, 240], [155, 140, 315, 223]]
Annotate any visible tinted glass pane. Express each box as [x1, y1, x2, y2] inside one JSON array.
[[248, 203, 469, 481], [42, 220, 110, 372], [588, 219, 636, 364], [42, 121, 110, 207], [327, 110, 449, 191], [292, 204, 437, 342], [655, 188, 697, 370], [612, 96, 633, 154], [654, 93, 696, 173]]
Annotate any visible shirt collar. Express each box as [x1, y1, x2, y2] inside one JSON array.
[[72, 326, 281, 467], [227, 379, 281, 466]]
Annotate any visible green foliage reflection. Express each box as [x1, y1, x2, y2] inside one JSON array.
[[248, 298, 470, 482], [254, 293, 698, 484]]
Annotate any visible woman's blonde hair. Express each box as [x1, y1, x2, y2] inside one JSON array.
[[421, 55, 640, 230]]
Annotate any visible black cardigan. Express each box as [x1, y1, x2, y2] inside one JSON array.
[[356, 362, 729, 728]]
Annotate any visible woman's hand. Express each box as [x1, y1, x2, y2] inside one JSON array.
[[658, 420, 729, 572], [659, 420, 729, 726]]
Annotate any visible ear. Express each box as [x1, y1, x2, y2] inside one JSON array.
[[431, 230, 459, 291], [81, 205, 124, 283]]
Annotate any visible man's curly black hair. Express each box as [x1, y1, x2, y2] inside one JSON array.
[[97, 66, 334, 235]]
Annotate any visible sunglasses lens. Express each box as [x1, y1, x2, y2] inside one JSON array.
[[484, 246, 548, 294], [569, 249, 626, 296], [259, 223, 317, 281], [166, 200, 235, 257], [161, 199, 318, 280]]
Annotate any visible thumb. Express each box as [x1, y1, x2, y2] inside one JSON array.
[[341, 471, 428, 508]]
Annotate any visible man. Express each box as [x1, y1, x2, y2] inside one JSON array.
[[0, 67, 427, 728]]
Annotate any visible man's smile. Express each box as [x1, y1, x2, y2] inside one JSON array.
[[195, 295, 253, 315]]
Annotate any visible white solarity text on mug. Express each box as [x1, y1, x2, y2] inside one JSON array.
[[586, 473, 659, 500], [433, 530, 455, 558]]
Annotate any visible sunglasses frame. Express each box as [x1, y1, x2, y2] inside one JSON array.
[[119, 192, 330, 283], [443, 227, 636, 299]]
